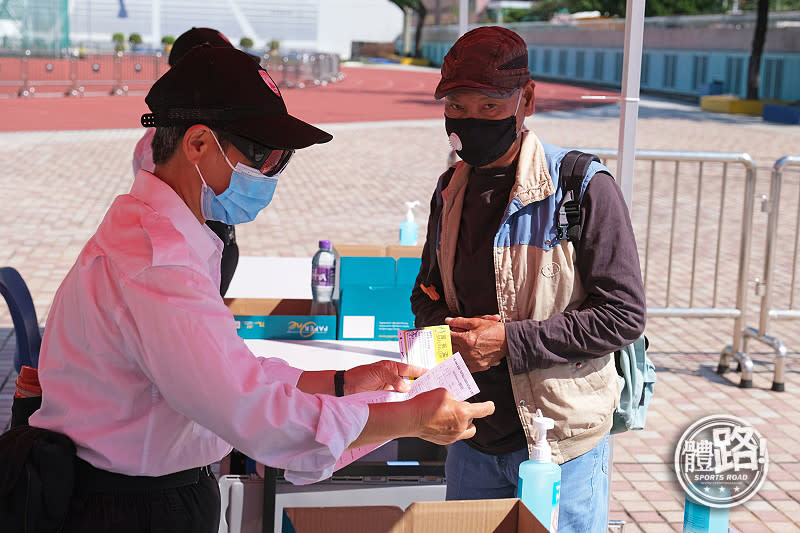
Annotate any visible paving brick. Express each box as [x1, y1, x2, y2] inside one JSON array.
[[630, 511, 666, 524], [621, 500, 655, 512], [766, 521, 800, 533]]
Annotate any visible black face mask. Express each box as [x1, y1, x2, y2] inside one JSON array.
[[444, 91, 523, 168]]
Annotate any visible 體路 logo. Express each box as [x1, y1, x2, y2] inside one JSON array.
[[674, 414, 768, 508]]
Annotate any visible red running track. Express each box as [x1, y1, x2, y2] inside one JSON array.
[[0, 66, 616, 132]]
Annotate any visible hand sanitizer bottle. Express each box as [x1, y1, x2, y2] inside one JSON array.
[[517, 409, 561, 532], [398, 201, 420, 246], [683, 489, 730, 533]]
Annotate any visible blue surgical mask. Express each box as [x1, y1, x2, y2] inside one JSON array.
[[195, 132, 280, 224]]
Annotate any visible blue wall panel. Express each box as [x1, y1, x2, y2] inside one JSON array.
[[423, 41, 800, 102]]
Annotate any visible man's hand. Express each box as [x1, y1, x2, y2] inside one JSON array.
[[409, 388, 495, 445], [348, 387, 495, 450], [344, 360, 426, 395], [446, 316, 507, 372]]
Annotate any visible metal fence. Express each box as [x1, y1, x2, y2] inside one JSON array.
[[263, 52, 343, 89], [733, 155, 800, 392], [585, 149, 761, 380], [0, 51, 342, 96]]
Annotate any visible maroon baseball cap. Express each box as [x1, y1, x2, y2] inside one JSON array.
[[434, 26, 530, 100], [142, 45, 332, 149]]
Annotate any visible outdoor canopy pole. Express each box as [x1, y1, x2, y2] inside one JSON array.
[[459, 0, 469, 36], [151, 0, 161, 51], [616, 0, 646, 212]]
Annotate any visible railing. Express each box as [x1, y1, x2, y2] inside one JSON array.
[[263, 52, 343, 89], [584, 149, 759, 386], [734, 155, 800, 392], [0, 51, 342, 97]]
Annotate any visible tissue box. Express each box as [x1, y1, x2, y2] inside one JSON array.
[[225, 298, 337, 340]]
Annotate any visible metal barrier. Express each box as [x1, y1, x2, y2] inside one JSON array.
[[586, 149, 758, 386], [266, 52, 343, 89], [1, 50, 341, 96], [733, 155, 800, 392]]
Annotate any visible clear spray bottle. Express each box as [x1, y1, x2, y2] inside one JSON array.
[[517, 409, 561, 532]]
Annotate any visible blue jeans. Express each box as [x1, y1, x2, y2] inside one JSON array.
[[445, 435, 610, 533]]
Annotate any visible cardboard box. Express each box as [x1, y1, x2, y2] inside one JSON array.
[[225, 298, 337, 340], [282, 498, 546, 533], [337, 256, 421, 340]]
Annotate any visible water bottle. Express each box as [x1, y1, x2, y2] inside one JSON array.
[[310, 240, 336, 316]]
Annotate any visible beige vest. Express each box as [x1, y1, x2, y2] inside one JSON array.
[[437, 132, 620, 464]]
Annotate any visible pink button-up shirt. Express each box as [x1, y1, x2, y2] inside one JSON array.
[[31, 170, 369, 482], [132, 128, 155, 175]]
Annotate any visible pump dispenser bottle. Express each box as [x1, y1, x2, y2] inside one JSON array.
[[517, 409, 561, 532], [398, 201, 420, 245]]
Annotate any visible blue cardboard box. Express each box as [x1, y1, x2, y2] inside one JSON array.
[[336, 256, 421, 340], [225, 298, 337, 340]]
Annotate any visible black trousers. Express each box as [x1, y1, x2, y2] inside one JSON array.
[[62, 462, 221, 533]]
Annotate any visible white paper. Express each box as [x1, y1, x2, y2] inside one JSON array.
[[332, 352, 479, 470]]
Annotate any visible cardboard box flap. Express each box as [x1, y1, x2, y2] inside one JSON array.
[[225, 298, 312, 316], [334, 243, 386, 257], [283, 506, 403, 533], [284, 499, 545, 533], [396, 257, 422, 286], [339, 256, 397, 287], [396, 499, 546, 533], [386, 244, 424, 259]]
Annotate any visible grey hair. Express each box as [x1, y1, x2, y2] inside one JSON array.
[[150, 126, 230, 165]]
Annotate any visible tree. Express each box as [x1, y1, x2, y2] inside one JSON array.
[[389, 0, 427, 58], [562, 0, 723, 17], [161, 35, 175, 53], [746, 0, 769, 99], [128, 32, 142, 51], [240, 37, 254, 49], [112, 32, 125, 52]]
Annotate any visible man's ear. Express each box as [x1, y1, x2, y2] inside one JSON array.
[[182, 124, 211, 166], [523, 80, 535, 116]]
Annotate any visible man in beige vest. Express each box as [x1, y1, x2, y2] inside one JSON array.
[[412, 26, 646, 532]]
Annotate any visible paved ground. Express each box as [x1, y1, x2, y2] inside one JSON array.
[[1, 64, 800, 532]]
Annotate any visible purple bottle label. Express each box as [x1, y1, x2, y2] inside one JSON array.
[[312, 265, 334, 286]]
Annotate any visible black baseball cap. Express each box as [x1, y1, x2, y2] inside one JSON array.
[[169, 27, 234, 66], [169, 27, 261, 66], [434, 26, 530, 100], [142, 45, 332, 150]]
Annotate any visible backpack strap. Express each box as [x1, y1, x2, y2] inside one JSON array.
[[556, 150, 600, 243]]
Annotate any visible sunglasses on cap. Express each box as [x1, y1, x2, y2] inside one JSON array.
[[226, 132, 294, 177]]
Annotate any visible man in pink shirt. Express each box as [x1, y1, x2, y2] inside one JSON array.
[[28, 46, 494, 532], [133, 27, 250, 297]]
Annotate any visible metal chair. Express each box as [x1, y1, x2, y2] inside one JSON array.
[[0, 267, 41, 372]]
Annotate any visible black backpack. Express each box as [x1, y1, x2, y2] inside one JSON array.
[[555, 151, 655, 434]]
